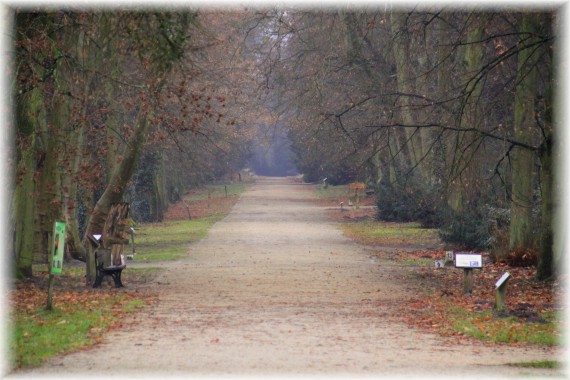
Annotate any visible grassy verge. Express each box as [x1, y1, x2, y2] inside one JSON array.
[[10, 288, 147, 369], [311, 184, 563, 348], [340, 221, 440, 248], [508, 360, 562, 368], [11, 181, 251, 370], [315, 184, 349, 200], [134, 182, 250, 262], [134, 216, 223, 262], [445, 306, 562, 346]]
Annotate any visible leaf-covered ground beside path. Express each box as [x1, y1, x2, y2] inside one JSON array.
[[10, 273, 154, 369], [316, 184, 565, 349], [9, 181, 251, 371]]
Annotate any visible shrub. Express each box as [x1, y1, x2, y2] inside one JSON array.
[[376, 179, 445, 228], [438, 206, 492, 250]]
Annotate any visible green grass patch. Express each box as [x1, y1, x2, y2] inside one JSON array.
[[134, 216, 223, 262], [11, 294, 142, 369], [315, 184, 349, 199], [185, 183, 249, 201], [400, 258, 435, 267], [509, 360, 562, 368], [341, 221, 440, 246], [447, 307, 561, 346]]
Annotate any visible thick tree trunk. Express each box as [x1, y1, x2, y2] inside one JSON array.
[[509, 13, 540, 251], [448, 19, 484, 213], [13, 128, 38, 278], [390, 13, 419, 176]]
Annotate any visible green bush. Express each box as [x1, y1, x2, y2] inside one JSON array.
[[376, 179, 445, 228], [438, 194, 501, 250], [376, 178, 502, 250], [439, 207, 492, 250]]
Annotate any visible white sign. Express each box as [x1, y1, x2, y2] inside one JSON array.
[[495, 272, 511, 288], [454, 253, 483, 268]]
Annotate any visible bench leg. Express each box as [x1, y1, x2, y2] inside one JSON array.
[[93, 271, 104, 288], [111, 271, 124, 288]]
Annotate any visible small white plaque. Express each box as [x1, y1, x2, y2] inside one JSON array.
[[93, 234, 102, 241], [495, 272, 511, 288], [454, 253, 482, 268]]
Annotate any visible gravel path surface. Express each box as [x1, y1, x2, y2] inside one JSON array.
[[19, 177, 563, 378]]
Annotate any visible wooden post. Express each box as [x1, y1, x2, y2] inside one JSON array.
[[225, 185, 228, 198], [455, 253, 482, 295], [463, 268, 473, 295], [46, 274, 55, 310], [495, 272, 511, 311]]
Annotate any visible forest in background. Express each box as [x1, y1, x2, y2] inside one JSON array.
[[6, 5, 563, 283]]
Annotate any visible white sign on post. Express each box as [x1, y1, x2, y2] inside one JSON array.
[[454, 253, 483, 268], [495, 272, 511, 288]]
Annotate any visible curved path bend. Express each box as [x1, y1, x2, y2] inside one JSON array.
[[23, 177, 561, 377]]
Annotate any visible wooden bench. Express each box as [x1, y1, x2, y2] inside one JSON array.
[[93, 248, 126, 288], [90, 202, 130, 288]]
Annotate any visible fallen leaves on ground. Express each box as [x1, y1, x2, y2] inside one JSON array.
[[311, 187, 564, 347], [375, 248, 564, 346]]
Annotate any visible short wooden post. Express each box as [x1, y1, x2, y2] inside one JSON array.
[[463, 268, 474, 295], [46, 274, 55, 310], [495, 272, 511, 311]]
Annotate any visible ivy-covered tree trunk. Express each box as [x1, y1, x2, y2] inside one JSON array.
[[13, 88, 44, 277], [13, 138, 36, 278]]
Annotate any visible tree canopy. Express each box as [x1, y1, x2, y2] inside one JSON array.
[[5, 5, 563, 282]]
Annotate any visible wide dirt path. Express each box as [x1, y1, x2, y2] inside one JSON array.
[[23, 177, 561, 377]]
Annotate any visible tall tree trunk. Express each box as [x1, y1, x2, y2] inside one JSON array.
[[509, 13, 540, 251], [448, 16, 484, 213], [390, 13, 420, 177], [536, 13, 555, 281], [13, 88, 44, 277], [60, 18, 88, 262]]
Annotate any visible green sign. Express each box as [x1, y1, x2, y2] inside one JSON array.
[[50, 221, 66, 275]]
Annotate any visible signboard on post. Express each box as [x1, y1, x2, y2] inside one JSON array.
[[495, 272, 511, 289], [454, 253, 483, 268], [454, 253, 483, 295], [50, 221, 66, 275], [495, 272, 511, 310]]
